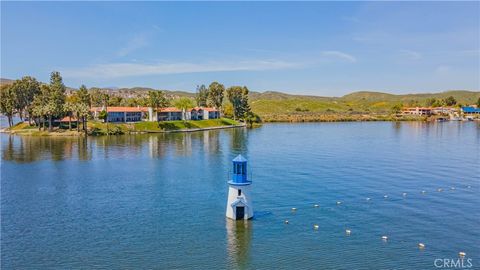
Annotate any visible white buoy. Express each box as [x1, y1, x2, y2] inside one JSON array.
[[402, 192, 407, 197], [314, 204, 319, 208], [345, 229, 351, 235], [284, 220, 289, 224], [384, 195, 388, 199], [313, 224, 319, 230], [336, 201, 342, 205], [459, 252, 466, 257], [437, 188, 443, 192], [421, 190, 426, 194], [291, 207, 297, 211], [366, 197, 371, 201], [418, 243, 425, 249], [382, 236, 388, 241]]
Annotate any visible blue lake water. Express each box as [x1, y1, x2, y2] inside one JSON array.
[[1, 122, 479, 269]]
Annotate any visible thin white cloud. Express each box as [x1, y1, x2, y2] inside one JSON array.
[[321, 51, 357, 63], [399, 49, 422, 60], [117, 34, 150, 57], [64, 60, 301, 79]]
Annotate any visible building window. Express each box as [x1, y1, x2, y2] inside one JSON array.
[[238, 189, 241, 196]]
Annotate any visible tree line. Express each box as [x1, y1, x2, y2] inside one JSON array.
[[195, 81, 259, 125], [0, 73, 260, 131], [0, 72, 93, 132]]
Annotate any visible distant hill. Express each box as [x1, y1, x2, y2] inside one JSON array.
[[251, 90, 480, 119], [0, 78, 14, 85]]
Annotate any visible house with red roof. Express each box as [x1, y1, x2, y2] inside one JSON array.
[[90, 106, 148, 122], [151, 107, 219, 121], [90, 106, 220, 122]]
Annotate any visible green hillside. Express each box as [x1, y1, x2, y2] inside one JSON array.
[[250, 90, 479, 121]]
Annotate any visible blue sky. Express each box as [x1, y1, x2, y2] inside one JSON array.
[[1, 2, 479, 96]]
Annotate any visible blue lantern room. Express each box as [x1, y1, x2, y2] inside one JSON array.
[[228, 155, 251, 185]]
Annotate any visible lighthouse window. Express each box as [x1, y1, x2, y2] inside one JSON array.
[[238, 189, 242, 196]]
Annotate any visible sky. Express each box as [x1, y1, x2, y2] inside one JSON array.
[[1, 1, 479, 96]]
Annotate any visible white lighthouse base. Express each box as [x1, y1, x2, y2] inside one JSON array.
[[226, 185, 253, 220]]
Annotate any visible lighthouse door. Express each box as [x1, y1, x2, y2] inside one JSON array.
[[236, 206, 245, 220]]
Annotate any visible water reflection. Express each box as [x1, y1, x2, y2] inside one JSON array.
[[1, 135, 92, 163], [226, 219, 252, 269], [230, 128, 248, 155], [1, 128, 247, 163]]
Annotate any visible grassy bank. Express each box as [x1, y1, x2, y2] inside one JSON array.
[[4, 118, 241, 136]]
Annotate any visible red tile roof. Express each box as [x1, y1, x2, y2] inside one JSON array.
[[89, 106, 218, 113], [203, 107, 218, 112], [156, 107, 218, 112], [158, 107, 182, 112], [90, 107, 148, 112]]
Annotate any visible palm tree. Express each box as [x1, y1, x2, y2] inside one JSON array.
[[64, 101, 75, 130], [174, 97, 195, 122]]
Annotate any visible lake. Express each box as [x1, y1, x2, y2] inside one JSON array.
[[1, 122, 479, 269]]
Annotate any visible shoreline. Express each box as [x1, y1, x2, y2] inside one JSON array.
[[0, 121, 247, 136]]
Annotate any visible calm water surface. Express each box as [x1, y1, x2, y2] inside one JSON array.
[[1, 122, 479, 269]]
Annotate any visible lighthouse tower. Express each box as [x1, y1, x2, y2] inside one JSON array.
[[226, 155, 254, 220]]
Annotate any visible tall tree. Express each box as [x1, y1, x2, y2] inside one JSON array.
[[76, 103, 90, 135], [108, 96, 123, 106], [476, 97, 480, 108], [31, 85, 52, 131], [11, 76, 40, 123], [64, 99, 76, 131], [226, 86, 251, 120], [47, 71, 66, 131], [76, 85, 91, 132], [0, 85, 16, 127], [391, 103, 403, 114], [90, 88, 107, 107], [174, 97, 195, 121], [424, 98, 437, 107], [195, 84, 209, 107], [77, 85, 91, 107], [147, 90, 169, 108], [207, 82, 225, 110], [443, 96, 457, 106]]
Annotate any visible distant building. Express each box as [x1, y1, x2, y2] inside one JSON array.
[[431, 107, 457, 115], [90, 107, 148, 122], [401, 107, 433, 116], [91, 106, 220, 122], [150, 107, 220, 121], [461, 106, 480, 115], [155, 107, 183, 121]]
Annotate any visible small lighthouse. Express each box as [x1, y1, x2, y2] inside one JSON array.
[[226, 155, 254, 220]]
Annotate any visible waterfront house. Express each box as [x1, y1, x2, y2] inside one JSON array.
[[461, 106, 480, 115], [90, 106, 148, 122], [401, 107, 433, 116], [150, 107, 220, 121], [431, 107, 457, 115], [155, 107, 184, 121]]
